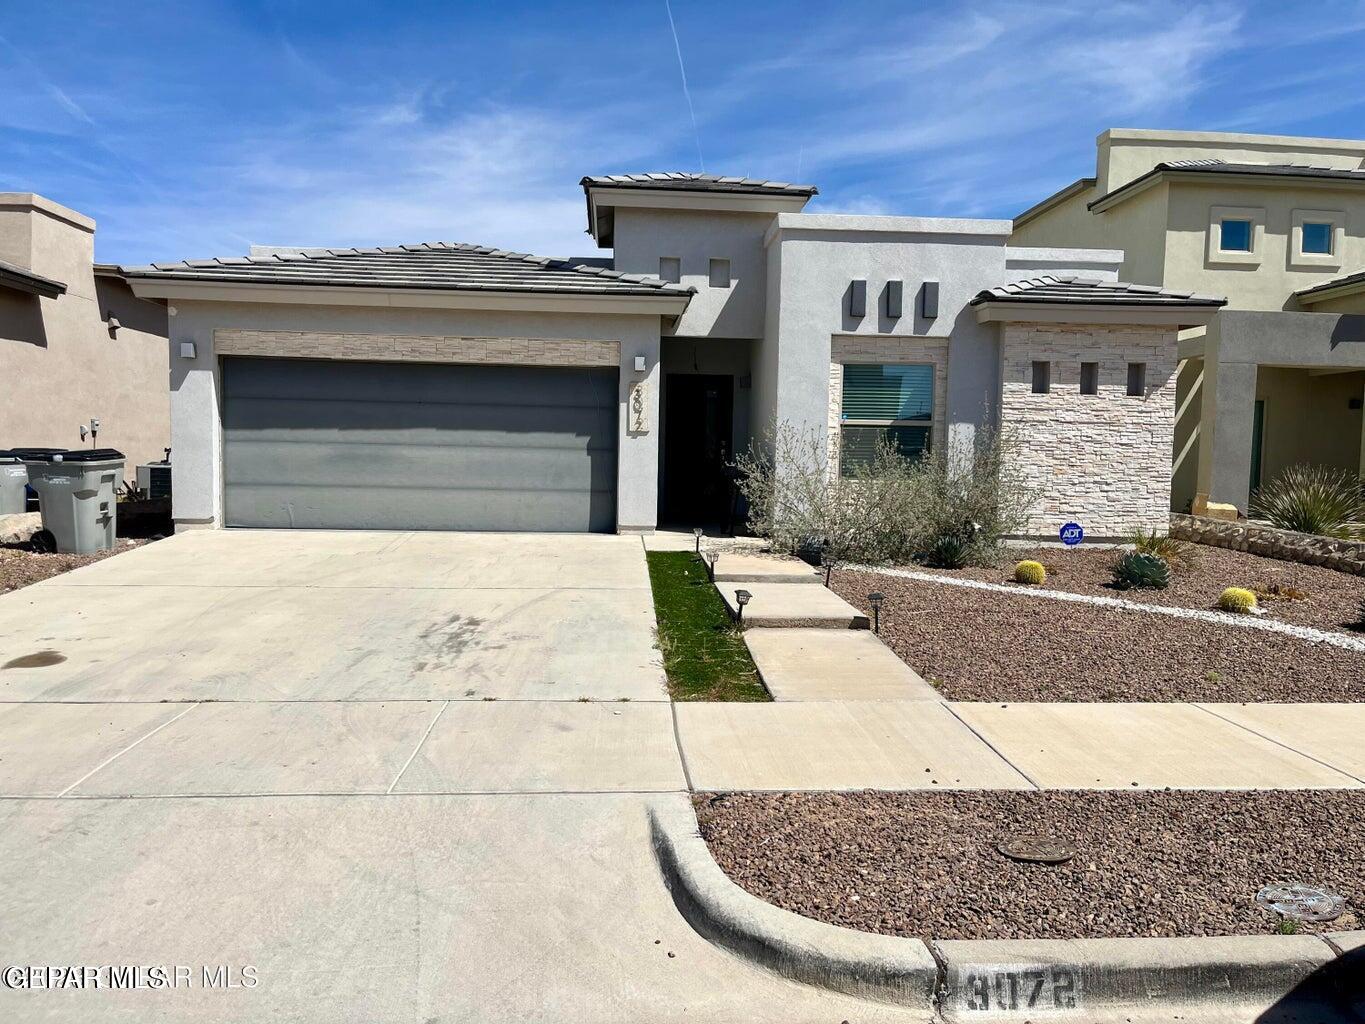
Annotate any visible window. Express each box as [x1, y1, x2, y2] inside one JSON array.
[[1301, 222, 1334, 255], [1031, 361, 1051, 394], [839, 363, 933, 475], [658, 257, 681, 283], [708, 258, 730, 288], [1079, 362, 1099, 395], [1127, 362, 1146, 397], [1220, 219, 1253, 252]]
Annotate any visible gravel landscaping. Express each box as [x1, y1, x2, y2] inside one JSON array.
[[832, 568, 1365, 702], [944, 544, 1363, 634], [695, 790, 1364, 940], [0, 540, 146, 596]]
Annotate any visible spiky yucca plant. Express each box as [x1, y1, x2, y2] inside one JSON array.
[[1250, 464, 1365, 539]]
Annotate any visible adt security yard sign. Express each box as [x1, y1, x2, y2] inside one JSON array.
[[1059, 522, 1084, 546]]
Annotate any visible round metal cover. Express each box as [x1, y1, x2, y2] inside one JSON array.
[[1256, 883, 1346, 923], [997, 837, 1075, 864]]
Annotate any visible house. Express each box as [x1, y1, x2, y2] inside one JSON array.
[[1, 193, 170, 472], [1012, 129, 1365, 515], [121, 173, 1221, 539]]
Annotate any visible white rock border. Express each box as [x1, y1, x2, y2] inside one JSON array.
[[848, 564, 1365, 653]]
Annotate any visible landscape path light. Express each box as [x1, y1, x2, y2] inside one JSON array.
[[733, 589, 751, 625], [704, 549, 719, 582], [868, 591, 885, 633], [820, 549, 838, 588], [693, 527, 703, 553]]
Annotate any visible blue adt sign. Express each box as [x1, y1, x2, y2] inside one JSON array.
[[1059, 522, 1084, 546]]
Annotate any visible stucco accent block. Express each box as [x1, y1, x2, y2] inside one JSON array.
[[1000, 323, 1176, 537], [214, 329, 621, 367]]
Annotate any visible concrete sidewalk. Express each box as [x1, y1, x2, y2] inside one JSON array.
[[674, 701, 1365, 792]]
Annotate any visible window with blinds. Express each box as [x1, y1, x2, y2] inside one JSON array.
[[839, 363, 933, 474]]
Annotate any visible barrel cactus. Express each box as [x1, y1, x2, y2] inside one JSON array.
[[1014, 560, 1047, 585], [1218, 587, 1258, 614], [1111, 551, 1170, 590]]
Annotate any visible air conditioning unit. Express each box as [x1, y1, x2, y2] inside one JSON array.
[[136, 454, 172, 500]]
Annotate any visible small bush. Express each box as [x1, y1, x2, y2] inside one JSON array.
[[1218, 587, 1258, 614], [1014, 560, 1047, 585], [1111, 551, 1170, 590], [1253, 583, 1308, 602], [1250, 464, 1365, 539], [1356, 596, 1365, 629], [923, 533, 970, 569], [1131, 527, 1195, 569]]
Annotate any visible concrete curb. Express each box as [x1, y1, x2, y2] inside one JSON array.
[[650, 798, 1365, 1020], [647, 797, 939, 1009]]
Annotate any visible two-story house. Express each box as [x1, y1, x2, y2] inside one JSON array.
[[120, 172, 1221, 538], [1013, 129, 1365, 515]]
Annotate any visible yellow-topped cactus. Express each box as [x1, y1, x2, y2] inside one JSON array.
[[1218, 587, 1258, 614], [1014, 560, 1047, 585]]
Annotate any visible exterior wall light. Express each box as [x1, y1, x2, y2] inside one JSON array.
[[868, 591, 885, 633], [733, 589, 751, 625], [106, 314, 122, 336]]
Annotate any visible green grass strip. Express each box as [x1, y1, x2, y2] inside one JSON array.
[[646, 551, 768, 702]]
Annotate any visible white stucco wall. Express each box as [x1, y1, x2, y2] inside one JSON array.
[[166, 300, 662, 531]]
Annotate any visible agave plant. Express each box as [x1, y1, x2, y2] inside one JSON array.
[[922, 532, 969, 569], [1111, 551, 1170, 590], [1250, 464, 1365, 539]]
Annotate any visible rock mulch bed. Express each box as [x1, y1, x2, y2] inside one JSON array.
[[832, 568, 1365, 702], [951, 544, 1363, 635], [695, 790, 1364, 940], [0, 540, 146, 596]]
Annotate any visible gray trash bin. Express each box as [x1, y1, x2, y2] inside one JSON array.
[[0, 450, 28, 515], [22, 449, 125, 554]]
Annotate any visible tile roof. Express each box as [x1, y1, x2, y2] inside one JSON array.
[[581, 172, 818, 197], [0, 258, 66, 298], [1090, 159, 1365, 210], [1295, 267, 1365, 302], [119, 242, 694, 297], [971, 275, 1226, 307]]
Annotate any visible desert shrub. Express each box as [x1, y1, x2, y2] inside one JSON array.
[[923, 532, 970, 569], [1253, 583, 1307, 602], [1218, 586, 1258, 613], [1131, 527, 1195, 569], [735, 423, 1040, 567], [1250, 464, 1365, 539], [1014, 560, 1047, 585], [1111, 551, 1170, 590]]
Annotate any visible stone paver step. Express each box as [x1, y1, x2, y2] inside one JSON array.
[[745, 628, 940, 701], [712, 553, 820, 584], [714, 581, 868, 628]]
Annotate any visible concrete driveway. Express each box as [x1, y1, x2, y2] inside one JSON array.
[[0, 530, 915, 1023]]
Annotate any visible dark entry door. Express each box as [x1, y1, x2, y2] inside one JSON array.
[[662, 374, 734, 525]]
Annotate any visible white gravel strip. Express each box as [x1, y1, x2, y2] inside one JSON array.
[[849, 564, 1365, 653]]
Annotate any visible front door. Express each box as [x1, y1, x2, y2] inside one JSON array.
[[662, 374, 734, 525]]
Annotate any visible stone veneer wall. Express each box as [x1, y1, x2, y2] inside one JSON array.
[[215, 329, 620, 366], [1171, 513, 1365, 575], [827, 335, 948, 462], [1000, 323, 1177, 538]]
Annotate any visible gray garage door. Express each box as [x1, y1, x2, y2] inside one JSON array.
[[222, 357, 618, 532]]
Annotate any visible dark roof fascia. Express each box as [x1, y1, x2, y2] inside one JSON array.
[[0, 259, 66, 298], [1089, 163, 1365, 213], [1012, 177, 1097, 227], [1295, 269, 1365, 304]]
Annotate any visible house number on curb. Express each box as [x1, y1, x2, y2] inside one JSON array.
[[1059, 522, 1084, 546], [955, 964, 1081, 1013]]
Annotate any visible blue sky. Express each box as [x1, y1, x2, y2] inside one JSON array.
[[4, 0, 1365, 265]]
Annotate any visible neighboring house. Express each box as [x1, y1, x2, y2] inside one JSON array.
[[1012, 129, 1365, 515], [0, 193, 170, 474], [122, 173, 1219, 538]]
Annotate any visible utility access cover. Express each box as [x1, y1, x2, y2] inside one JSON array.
[[997, 837, 1075, 865], [1256, 883, 1346, 923]]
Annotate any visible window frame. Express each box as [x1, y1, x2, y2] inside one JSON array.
[[658, 256, 681, 284], [1079, 361, 1099, 395], [708, 257, 731, 288], [837, 362, 934, 476], [1031, 360, 1051, 395], [1290, 209, 1345, 269], [1206, 205, 1265, 266]]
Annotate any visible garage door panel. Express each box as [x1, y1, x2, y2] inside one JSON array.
[[224, 397, 617, 448], [222, 357, 618, 532]]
